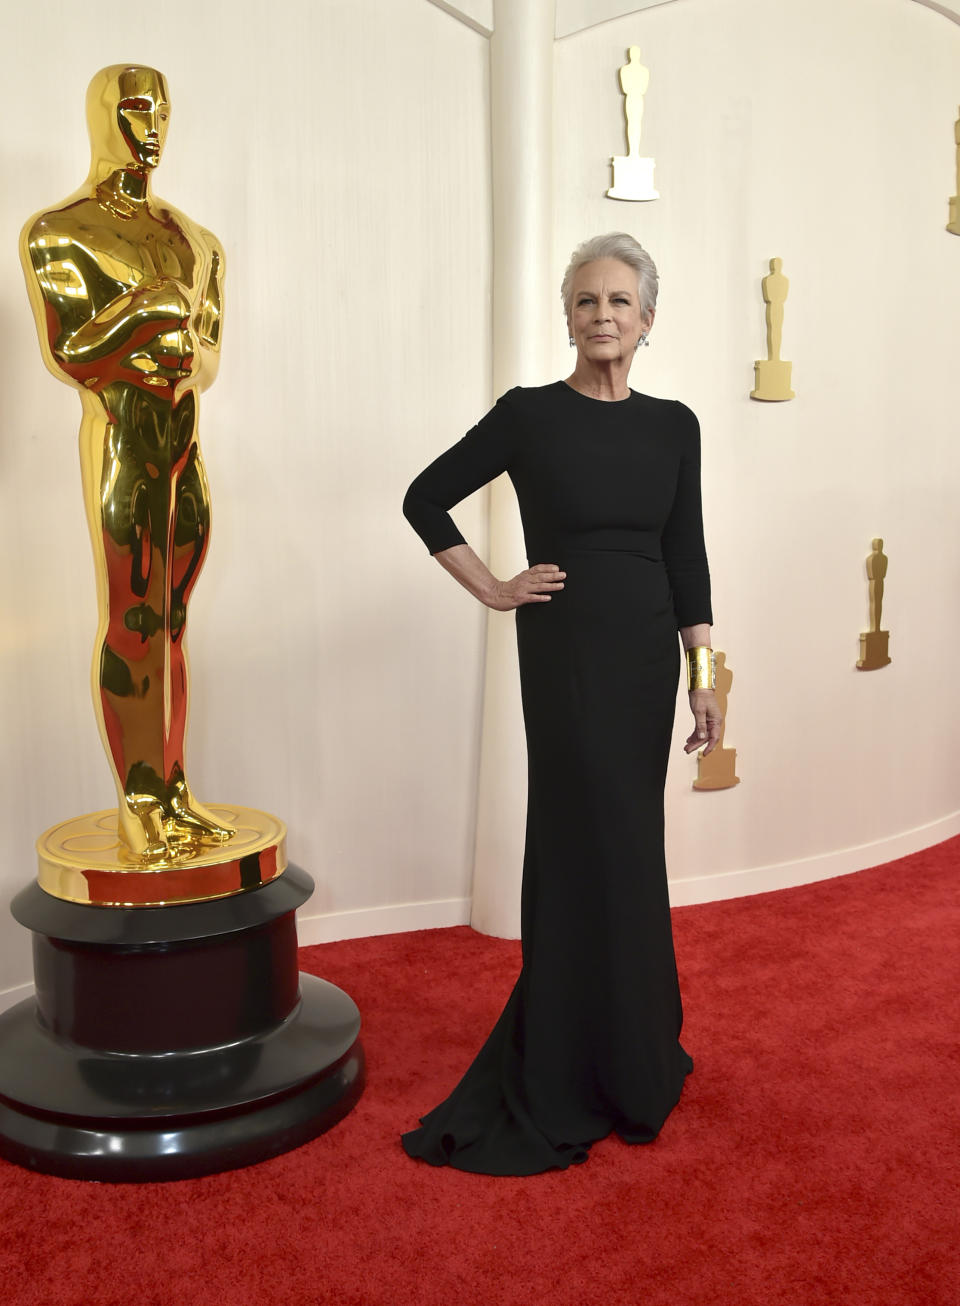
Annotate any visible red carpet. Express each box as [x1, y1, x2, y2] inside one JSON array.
[[1, 838, 958, 1306]]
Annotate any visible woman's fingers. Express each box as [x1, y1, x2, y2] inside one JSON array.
[[490, 563, 566, 608], [691, 699, 708, 741], [529, 565, 565, 585], [684, 689, 723, 754], [513, 565, 565, 604]]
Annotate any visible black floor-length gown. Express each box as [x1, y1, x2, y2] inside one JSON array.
[[401, 382, 712, 1175]]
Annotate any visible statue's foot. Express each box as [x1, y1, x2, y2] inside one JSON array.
[[118, 796, 170, 861], [167, 787, 235, 844]]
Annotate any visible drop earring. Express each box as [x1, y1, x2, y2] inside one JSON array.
[[568, 335, 575, 347]]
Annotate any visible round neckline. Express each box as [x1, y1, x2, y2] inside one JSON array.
[[557, 380, 636, 405]]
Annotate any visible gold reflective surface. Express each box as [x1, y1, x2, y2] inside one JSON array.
[[37, 806, 286, 907], [20, 65, 273, 897], [685, 646, 715, 692]]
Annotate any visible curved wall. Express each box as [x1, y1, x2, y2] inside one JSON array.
[[552, 0, 960, 905]]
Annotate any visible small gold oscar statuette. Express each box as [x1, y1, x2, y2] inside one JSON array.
[[947, 109, 960, 235], [606, 46, 660, 202], [750, 258, 795, 402], [693, 652, 740, 791], [20, 65, 285, 905], [856, 538, 891, 670]]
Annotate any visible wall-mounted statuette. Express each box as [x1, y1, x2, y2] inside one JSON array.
[[606, 47, 659, 201], [693, 652, 741, 791], [750, 258, 795, 401], [856, 539, 891, 670], [947, 109, 960, 235]]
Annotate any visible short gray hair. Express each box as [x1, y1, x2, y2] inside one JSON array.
[[560, 232, 659, 320]]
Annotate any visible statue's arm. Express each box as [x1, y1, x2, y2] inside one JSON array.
[[59, 281, 191, 363], [195, 230, 225, 391], [21, 226, 191, 379]]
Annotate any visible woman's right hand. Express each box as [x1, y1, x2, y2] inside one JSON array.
[[488, 564, 565, 611]]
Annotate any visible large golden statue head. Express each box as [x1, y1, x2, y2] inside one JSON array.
[[85, 64, 170, 176]]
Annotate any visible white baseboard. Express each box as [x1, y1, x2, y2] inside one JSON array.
[[667, 810, 960, 907], [296, 895, 472, 946], [1, 814, 956, 1007], [0, 982, 33, 1017]]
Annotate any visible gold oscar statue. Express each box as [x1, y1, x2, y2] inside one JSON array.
[[947, 109, 960, 235], [606, 46, 660, 201], [693, 652, 740, 791], [750, 258, 795, 401], [856, 538, 891, 670], [21, 65, 284, 905]]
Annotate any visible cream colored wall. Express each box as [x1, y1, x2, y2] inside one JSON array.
[[0, 0, 491, 1001], [554, 0, 960, 901]]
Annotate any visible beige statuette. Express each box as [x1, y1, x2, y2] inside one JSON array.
[[856, 538, 891, 670], [606, 46, 659, 202], [947, 109, 960, 235], [750, 258, 795, 402], [693, 652, 740, 792]]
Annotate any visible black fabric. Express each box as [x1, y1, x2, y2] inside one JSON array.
[[401, 382, 711, 1174]]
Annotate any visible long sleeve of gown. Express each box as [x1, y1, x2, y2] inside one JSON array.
[[660, 402, 713, 628], [402, 394, 517, 555]]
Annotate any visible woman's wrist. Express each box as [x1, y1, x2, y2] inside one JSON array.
[[685, 645, 716, 691], [435, 545, 503, 608], [483, 582, 504, 609]]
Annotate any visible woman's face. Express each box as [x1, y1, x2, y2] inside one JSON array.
[[567, 258, 650, 363]]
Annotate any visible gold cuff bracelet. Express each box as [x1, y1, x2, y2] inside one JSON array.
[[685, 646, 716, 692]]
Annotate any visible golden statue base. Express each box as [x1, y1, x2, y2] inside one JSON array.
[[856, 630, 891, 671], [751, 359, 794, 401], [607, 155, 659, 201], [693, 748, 741, 791], [947, 196, 960, 235], [36, 805, 286, 906]]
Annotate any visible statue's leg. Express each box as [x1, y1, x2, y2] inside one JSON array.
[[83, 413, 171, 858], [769, 304, 784, 362], [164, 438, 234, 844], [625, 107, 643, 158]]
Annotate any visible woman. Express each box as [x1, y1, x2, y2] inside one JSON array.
[[401, 232, 722, 1175]]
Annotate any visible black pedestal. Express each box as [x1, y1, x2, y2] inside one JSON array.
[[0, 864, 363, 1181]]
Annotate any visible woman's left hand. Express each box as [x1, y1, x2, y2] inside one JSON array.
[[683, 689, 723, 755]]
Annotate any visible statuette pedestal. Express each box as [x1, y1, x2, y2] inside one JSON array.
[[0, 865, 363, 1181], [36, 804, 285, 906], [607, 154, 659, 201], [857, 629, 891, 670], [751, 358, 794, 402], [693, 748, 741, 791]]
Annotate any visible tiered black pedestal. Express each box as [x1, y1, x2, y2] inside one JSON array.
[[0, 863, 363, 1181]]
